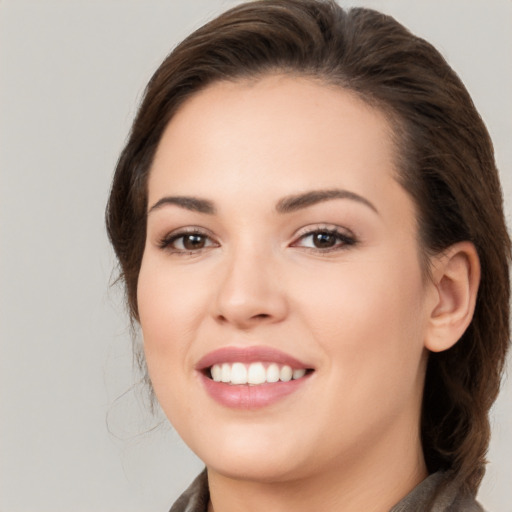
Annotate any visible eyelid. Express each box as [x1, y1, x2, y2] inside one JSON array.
[[292, 223, 354, 238], [157, 226, 219, 253], [155, 223, 357, 254], [290, 224, 357, 251]]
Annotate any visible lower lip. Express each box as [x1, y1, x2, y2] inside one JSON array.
[[200, 373, 311, 409]]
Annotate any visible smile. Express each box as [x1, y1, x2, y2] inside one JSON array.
[[197, 346, 314, 409], [210, 362, 307, 385]]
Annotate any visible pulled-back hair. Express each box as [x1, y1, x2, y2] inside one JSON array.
[[106, 0, 510, 494]]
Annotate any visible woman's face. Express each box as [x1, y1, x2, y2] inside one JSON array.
[[138, 76, 436, 483]]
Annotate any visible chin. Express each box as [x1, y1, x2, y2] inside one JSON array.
[[183, 421, 324, 484], [206, 453, 309, 484]]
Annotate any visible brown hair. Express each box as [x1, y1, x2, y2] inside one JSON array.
[[106, 0, 510, 494]]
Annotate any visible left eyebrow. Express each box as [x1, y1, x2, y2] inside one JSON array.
[[275, 189, 379, 215]]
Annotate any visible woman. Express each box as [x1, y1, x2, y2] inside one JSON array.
[[106, 1, 510, 510]]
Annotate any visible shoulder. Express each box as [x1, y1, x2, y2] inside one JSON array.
[[390, 471, 485, 512]]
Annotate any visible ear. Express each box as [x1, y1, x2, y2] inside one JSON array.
[[424, 241, 480, 353]]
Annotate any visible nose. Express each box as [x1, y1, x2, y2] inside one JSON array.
[[212, 244, 288, 329]]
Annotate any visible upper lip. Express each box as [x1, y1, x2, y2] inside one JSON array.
[[195, 346, 313, 371]]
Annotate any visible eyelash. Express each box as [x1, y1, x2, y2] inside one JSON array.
[[158, 228, 218, 254], [158, 226, 357, 255], [292, 227, 357, 253]]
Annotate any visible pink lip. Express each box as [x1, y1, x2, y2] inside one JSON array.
[[196, 346, 313, 410], [195, 345, 311, 370]]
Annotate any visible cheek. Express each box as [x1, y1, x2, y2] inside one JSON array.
[[136, 258, 210, 382], [138, 255, 210, 326], [299, 251, 427, 382], [296, 255, 428, 444]]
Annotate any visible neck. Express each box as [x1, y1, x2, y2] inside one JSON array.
[[207, 430, 428, 512]]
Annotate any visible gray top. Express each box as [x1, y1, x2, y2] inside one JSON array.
[[169, 470, 484, 512]]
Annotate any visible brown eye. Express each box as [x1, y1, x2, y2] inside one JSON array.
[[312, 232, 337, 248], [182, 234, 207, 250], [160, 230, 217, 253], [293, 228, 356, 252]]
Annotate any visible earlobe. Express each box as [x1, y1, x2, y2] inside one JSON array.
[[424, 242, 480, 353]]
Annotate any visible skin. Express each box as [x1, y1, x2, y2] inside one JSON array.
[[137, 75, 478, 512]]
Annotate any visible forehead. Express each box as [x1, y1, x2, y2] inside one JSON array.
[[148, 75, 402, 213]]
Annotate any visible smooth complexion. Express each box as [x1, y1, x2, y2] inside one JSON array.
[[137, 76, 478, 512]]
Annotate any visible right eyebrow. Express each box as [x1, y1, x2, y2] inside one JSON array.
[[147, 196, 216, 215]]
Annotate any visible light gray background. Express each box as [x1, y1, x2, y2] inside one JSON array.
[[1, 1, 511, 511]]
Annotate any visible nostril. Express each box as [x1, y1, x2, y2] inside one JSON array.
[[216, 314, 228, 323], [253, 313, 270, 320]]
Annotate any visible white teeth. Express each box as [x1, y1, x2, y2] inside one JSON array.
[[211, 364, 222, 382], [210, 362, 308, 385], [221, 363, 231, 383], [292, 368, 306, 380], [280, 365, 293, 382], [266, 363, 280, 383], [247, 362, 266, 385], [231, 362, 247, 384]]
